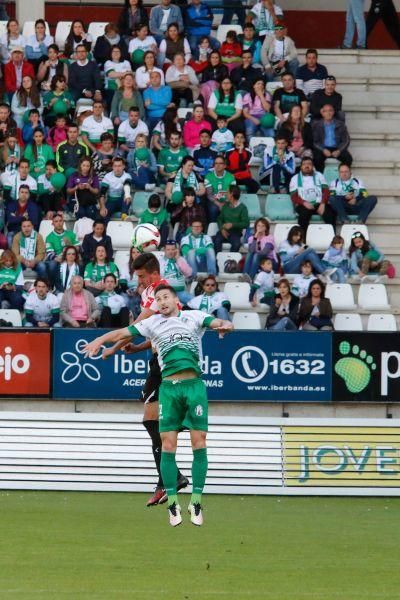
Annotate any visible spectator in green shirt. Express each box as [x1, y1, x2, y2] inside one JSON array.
[[45, 213, 79, 285], [139, 193, 169, 247], [204, 156, 236, 222], [24, 128, 55, 180], [214, 184, 249, 253], [84, 244, 119, 296], [157, 130, 187, 183]]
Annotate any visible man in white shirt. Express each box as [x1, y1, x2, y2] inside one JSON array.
[[289, 156, 336, 232], [2, 158, 38, 202], [329, 163, 377, 224], [117, 107, 149, 154], [25, 277, 60, 327], [81, 101, 114, 153], [99, 156, 132, 220]]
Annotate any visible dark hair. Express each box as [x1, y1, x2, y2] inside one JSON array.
[[260, 256, 273, 265], [105, 22, 119, 35], [253, 217, 270, 235], [47, 43, 60, 54], [228, 184, 241, 200], [93, 244, 110, 265], [129, 106, 140, 113], [201, 274, 219, 290], [218, 78, 235, 104], [306, 278, 325, 298], [275, 134, 289, 144], [244, 23, 256, 30], [301, 259, 312, 268], [65, 20, 90, 58], [287, 225, 304, 245], [103, 272, 117, 283], [250, 78, 265, 101], [349, 231, 370, 255], [50, 74, 67, 92], [100, 132, 114, 143], [306, 48, 318, 57], [35, 18, 46, 30], [154, 283, 177, 296], [112, 156, 125, 165], [124, 0, 143, 7], [183, 187, 196, 199], [34, 277, 50, 288], [199, 128, 211, 137], [68, 123, 79, 130], [166, 22, 181, 37], [17, 76, 41, 109], [20, 218, 33, 226], [62, 245, 79, 264], [135, 22, 148, 33], [93, 219, 106, 229], [180, 155, 194, 168], [216, 114, 227, 122], [18, 184, 30, 193], [110, 44, 123, 61], [132, 252, 160, 274], [281, 71, 294, 80], [19, 158, 30, 168], [225, 29, 238, 42], [45, 159, 57, 169], [148, 193, 161, 209], [278, 277, 291, 291]]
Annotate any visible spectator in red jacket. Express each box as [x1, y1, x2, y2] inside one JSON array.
[[226, 132, 260, 193], [4, 47, 35, 96]]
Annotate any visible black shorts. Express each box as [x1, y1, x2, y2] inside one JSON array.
[[141, 354, 162, 404]]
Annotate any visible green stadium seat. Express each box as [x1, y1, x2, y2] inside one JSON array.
[[132, 192, 151, 218], [310, 214, 323, 222], [323, 164, 339, 185], [240, 193, 261, 219], [265, 194, 296, 221]]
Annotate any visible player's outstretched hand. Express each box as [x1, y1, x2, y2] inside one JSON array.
[[216, 321, 234, 336], [83, 339, 103, 358], [123, 343, 141, 354], [101, 346, 115, 360]]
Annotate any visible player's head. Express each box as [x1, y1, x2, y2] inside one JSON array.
[[133, 252, 160, 287], [154, 284, 179, 316]]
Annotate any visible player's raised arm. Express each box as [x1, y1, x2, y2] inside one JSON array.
[[101, 308, 156, 359], [83, 327, 137, 358], [207, 318, 234, 335]]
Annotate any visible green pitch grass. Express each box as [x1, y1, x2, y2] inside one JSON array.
[[0, 492, 399, 599]]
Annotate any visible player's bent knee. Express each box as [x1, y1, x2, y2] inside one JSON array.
[[161, 432, 178, 452], [190, 430, 207, 450]]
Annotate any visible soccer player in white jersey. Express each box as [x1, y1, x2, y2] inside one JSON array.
[[102, 252, 188, 506], [85, 283, 233, 526]]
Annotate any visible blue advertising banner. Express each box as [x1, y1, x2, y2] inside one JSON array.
[[53, 329, 332, 402]]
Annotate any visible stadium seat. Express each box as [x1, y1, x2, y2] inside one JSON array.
[[216, 24, 243, 44], [306, 224, 335, 252], [248, 136, 274, 166], [358, 284, 390, 310], [266, 81, 283, 95], [340, 224, 369, 249], [39, 219, 65, 239], [55, 21, 72, 50], [334, 313, 363, 331], [272, 222, 296, 247], [177, 108, 193, 121], [241, 194, 261, 220], [0, 309, 22, 326], [22, 21, 51, 38], [106, 221, 133, 250], [73, 217, 94, 241], [132, 191, 151, 218], [216, 251, 242, 278], [367, 313, 397, 331], [87, 22, 107, 45], [114, 250, 130, 273], [223, 282, 251, 309], [325, 284, 357, 310], [323, 164, 339, 186], [207, 222, 218, 237], [0, 21, 8, 38], [232, 312, 262, 330], [265, 194, 296, 221]]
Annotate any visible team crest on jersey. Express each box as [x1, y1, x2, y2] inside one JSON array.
[[195, 405, 203, 417]]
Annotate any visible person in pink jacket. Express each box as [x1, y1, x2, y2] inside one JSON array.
[[182, 104, 212, 150]]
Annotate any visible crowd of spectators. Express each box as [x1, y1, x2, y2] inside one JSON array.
[[0, 1, 389, 330]]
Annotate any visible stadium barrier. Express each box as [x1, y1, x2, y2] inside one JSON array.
[[1, 329, 400, 402], [0, 412, 399, 495]]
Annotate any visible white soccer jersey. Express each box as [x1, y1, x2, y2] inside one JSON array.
[[81, 115, 113, 145], [101, 171, 132, 199], [24, 291, 60, 323], [117, 119, 149, 148]]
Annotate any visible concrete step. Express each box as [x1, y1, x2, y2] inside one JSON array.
[[298, 48, 400, 65], [351, 145, 398, 162], [342, 91, 400, 107], [337, 77, 400, 92], [348, 118, 400, 135]]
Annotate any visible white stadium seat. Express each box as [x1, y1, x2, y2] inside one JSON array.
[[0, 309, 22, 326], [334, 313, 363, 331], [55, 21, 73, 51], [340, 224, 369, 249], [326, 284, 357, 310], [248, 136, 274, 165], [216, 24, 243, 44], [113, 250, 130, 273], [232, 312, 262, 330], [272, 223, 296, 247], [223, 282, 251, 309], [358, 284, 390, 310], [207, 222, 218, 238], [87, 22, 107, 45], [367, 313, 397, 331], [73, 217, 94, 241], [39, 219, 65, 240], [216, 252, 242, 279], [0, 21, 8, 38], [22, 21, 51, 38], [106, 221, 133, 250], [177, 108, 193, 121], [306, 224, 335, 252]]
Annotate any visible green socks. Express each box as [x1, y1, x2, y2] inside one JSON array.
[[161, 451, 178, 507], [191, 447, 208, 505]]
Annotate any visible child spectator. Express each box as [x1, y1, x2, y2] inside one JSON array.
[[322, 235, 348, 283], [188, 274, 231, 320], [21, 109, 45, 146], [292, 259, 317, 298], [261, 135, 295, 192], [249, 257, 276, 307], [174, 188, 207, 243], [126, 133, 157, 191], [211, 115, 234, 154], [244, 217, 277, 278], [349, 231, 392, 282], [97, 273, 129, 327], [0, 248, 25, 311], [266, 278, 299, 331], [92, 133, 119, 182], [190, 36, 212, 74], [139, 193, 169, 247], [46, 114, 68, 152], [38, 159, 64, 218], [220, 30, 242, 73], [25, 278, 60, 328], [226, 132, 259, 193]]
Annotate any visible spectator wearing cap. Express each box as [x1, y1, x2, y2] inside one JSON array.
[[68, 44, 103, 103], [4, 47, 35, 96], [342, 0, 366, 49], [310, 76, 344, 121], [311, 104, 352, 173], [296, 49, 328, 99], [261, 23, 299, 82], [329, 163, 377, 224], [289, 156, 336, 233]]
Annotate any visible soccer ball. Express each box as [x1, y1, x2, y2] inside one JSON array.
[[132, 223, 161, 253]]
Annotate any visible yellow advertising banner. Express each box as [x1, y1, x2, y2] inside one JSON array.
[[283, 426, 400, 487]]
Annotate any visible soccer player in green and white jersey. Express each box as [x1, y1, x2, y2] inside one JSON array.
[[84, 284, 233, 527]]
